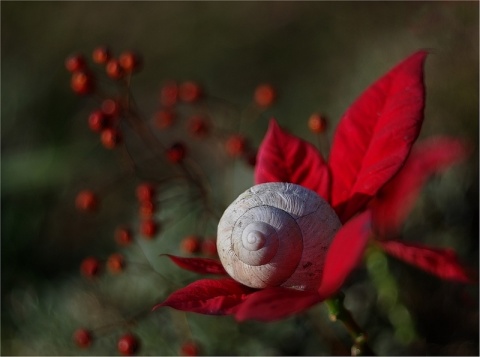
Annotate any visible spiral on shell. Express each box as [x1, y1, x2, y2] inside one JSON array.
[[217, 182, 342, 291]]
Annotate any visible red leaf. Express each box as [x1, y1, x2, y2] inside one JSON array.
[[153, 278, 255, 315], [329, 51, 428, 222], [255, 119, 331, 201], [163, 254, 227, 275], [318, 211, 372, 298], [372, 137, 470, 237], [377, 240, 477, 283], [234, 287, 322, 322]]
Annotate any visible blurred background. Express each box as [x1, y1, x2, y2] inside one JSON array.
[[2, 2, 478, 355]]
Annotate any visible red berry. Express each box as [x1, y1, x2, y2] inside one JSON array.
[[106, 59, 124, 79], [100, 128, 122, 149], [71, 71, 94, 95], [101, 99, 120, 118], [119, 51, 142, 73], [187, 116, 209, 137], [117, 333, 139, 356], [140, 219, 158, 239], [73, 328, 93, 348], [160, 81, 179, 107], [201, 238, 217, 257], [308, 113, 327, 134], [139, 201, 156, 219], [225, 135, 247, 157], [166, 142, 186, 163], [179, 81, 202, 103], [115, 226, 133, 246], [107, 253, 125, 274], [136, 183, 155, 202], [181, 235, 201, 254], [254, 83, 276, 108], [75, 190, 98, 212], [92, 46, 111, 64], [153, 109, 176, 130], [65, 54, 86, 72], [80, 257, 100, 278], [180, 341, 200, 356], [136, 186, 155, 206], [88, 110, 109, 133]]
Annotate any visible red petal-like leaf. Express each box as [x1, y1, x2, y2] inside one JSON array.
[[318, 211, 372, 298], [372, 137, 470, 238], [255, 119, 331, 201], [377, 240, 477, 283], [162, 254, 227, 275], [329, 51, 428, 222], [234, 287, 322, 322], [153, 278, 255, 315]]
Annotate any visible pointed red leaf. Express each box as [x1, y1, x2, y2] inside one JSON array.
[[153, 278, 255, 315], [377, 240, 477, 283], [318, 211, 372, 298], [329, 51, 428, 222], [234, 287, 322, 322], [372, 137, 471, 238], [163, 254, 227, 275], [255, 119, 331, 201]]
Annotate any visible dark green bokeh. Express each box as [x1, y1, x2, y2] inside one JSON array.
[[2, 2, 478, 355]]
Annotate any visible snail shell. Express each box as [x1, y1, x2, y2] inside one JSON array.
[[217, 182, 341, 291]]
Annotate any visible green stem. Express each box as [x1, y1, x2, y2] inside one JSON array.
[[325, 293, 375, 356]]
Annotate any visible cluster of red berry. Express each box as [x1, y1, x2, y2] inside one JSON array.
[[74, 181, 201, 355], [66, 47, 140, 150], [180, 234, 217, 256], [73, 329, 140, 355], [67, 46, 328, 355], [75, 183, 160, 280]]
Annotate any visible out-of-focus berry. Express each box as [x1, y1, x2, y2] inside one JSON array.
[[71, 71, 94, 95], [225, 135, 247, 157], [140, 219, 158, 239], [117, 333, 139, 356], [80, 257, 100, 278], [115, 226, 133, 246], [201, 238, 218, 257], [160, 81, 179, 107], [179, 81, 202, 103], [101, 99, 120, 118], [75, 190, 98, 212], [136, 183, 156, 202], [180, 341, 201, 356], [139, 201, 156, 219], [106, 59, 124, 79], [153, 109, 176, 130], [92, 46, 111, 64], [181, 235, 201, 254], [88, 110, 109, 133], [65, 54, 86, 72], [119, 51, 142, 73], [73, 328, 93, 348], [100, 128, 122, 149], [166, 142, 186, 163], [107, 253, 125, 274], [254, 83, 276, 108], [187, 115, 209, 137], [308, 113, 328, 134]]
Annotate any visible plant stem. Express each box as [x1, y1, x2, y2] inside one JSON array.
[[325, 292, 375, 356]]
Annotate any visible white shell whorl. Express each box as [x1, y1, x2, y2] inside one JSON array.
[[217, 182, 341, 291]]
